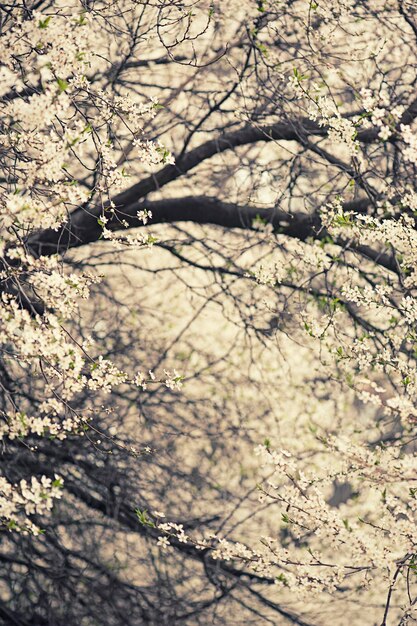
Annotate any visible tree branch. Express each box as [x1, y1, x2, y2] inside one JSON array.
[[28, 195, 374, 256]]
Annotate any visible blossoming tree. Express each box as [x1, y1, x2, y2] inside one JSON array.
[[2, 0, 417, 624]]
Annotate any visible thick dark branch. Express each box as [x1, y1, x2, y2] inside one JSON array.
[[26, 121, 329, 255], [28, 194, 401, 279], [28, 195, 373, 256], [21, 93, 417, 258]]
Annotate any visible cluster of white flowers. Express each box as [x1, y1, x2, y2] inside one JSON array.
[[101, 226, 158, 249], [245, 264, 279, 286], [359, 87, 405, 142], [158, 521, 188, 543], [246, 238, 330, 288], [164, 369, 184, 391], [305, 92, 359, 156], [132, 369, 183, 391], [0, 7, 182, 533], [0, 474, 63, 534], [137, 209, 153, 225], [400, 123, 417, 165], [0, 11, 92, 77], [88, 357, 127, 394], [171, 439, 417, 598], [133, 370, 155, 390], [98, 144, 126, 191], [326, 206, 417, 286], [133, 139, 174, 166], [30, 264, 98, 316], [112, 94, 159, 134], [341, 284, 392, 309]]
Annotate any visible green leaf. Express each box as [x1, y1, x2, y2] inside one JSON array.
[[334, 214, 353, 227], [57, 78, 69, 92], [38, 16, 52, 29], [135, 508, 156, 528], [76, 13, 87, 26], [276, 573, 289, 586], [156, 146, 172, 164]]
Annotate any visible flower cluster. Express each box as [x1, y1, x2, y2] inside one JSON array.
[[0, 7, 181, 533], [0, 474, 63, 535]]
